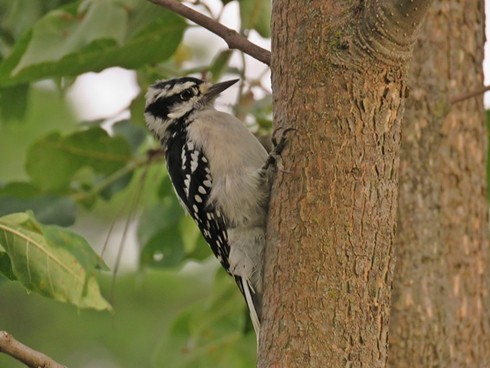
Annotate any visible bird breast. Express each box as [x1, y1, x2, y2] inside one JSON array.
[[186, 109, 269, 227]]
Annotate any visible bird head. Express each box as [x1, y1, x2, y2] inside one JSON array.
[[144, 77, 239, 141]]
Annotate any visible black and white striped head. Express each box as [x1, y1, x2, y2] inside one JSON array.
[[144, 77, 238, 142]]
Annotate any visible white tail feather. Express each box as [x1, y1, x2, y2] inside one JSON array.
[[241, 278, 261, 345]]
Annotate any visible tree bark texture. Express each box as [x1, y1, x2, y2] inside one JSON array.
[[259, 1, 431, 367], [389, 1, 490, 367]]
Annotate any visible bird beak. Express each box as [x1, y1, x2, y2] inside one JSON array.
[[203, 79, 239, 102]]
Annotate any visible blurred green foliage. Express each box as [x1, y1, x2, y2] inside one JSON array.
[[0, 264, 255, 368], [0, 0, 271, 366]]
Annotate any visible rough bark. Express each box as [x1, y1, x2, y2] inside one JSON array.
[[389, 1, 490, 367], [259, 1, 431, 367]]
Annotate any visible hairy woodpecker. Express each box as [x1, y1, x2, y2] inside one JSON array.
[[144, 77, 286, 342]]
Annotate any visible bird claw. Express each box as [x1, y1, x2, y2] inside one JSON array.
[[263, 127, 295, 172]]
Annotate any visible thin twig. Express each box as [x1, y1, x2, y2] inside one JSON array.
[[110, 162, 151, 304], [150, 0, 271, 65], [0, 331, 66, 368], [451, 85, 490, 104]]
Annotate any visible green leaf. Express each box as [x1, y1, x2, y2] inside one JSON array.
[[0, 83, 29, 121], [180, 216, 212, 261], [0, 0, 186, 86], [112, 119, 147, 154], [43, 225, 109, 271], [0, 181, 39, 197], [209, 50, 233, 82], [128, 91, 146, 127], [137, 193, 213, 267], [12, 1, 126, 75], [99, 172, 133, 200], [140, 226, 186, 268], [0, 251, 16, 280], [0, 212, 111, 310], [138, 199, 186, 268], [0, 0, 71, 41], [0, 182, 76, 226], [137, 199, 182, 245], [239, 0, 271, 38], [153, 271, 256, 367], [25, 126, 132, 192], [157, 174, 177, 199], [0, 194, 76, 226]]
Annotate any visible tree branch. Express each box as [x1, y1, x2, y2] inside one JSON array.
[[150, 0, 271, 66], [450, 85, 490, 104], [390, 0, 434, 35], [359, 0, 434, 63], [0, 331, 66, 368]]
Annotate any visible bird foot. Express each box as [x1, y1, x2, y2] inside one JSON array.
[[263, 127, 295, 173]]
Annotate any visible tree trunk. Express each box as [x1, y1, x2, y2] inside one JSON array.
[[258, 1, 431, 367], [389, 1, 490, 366]]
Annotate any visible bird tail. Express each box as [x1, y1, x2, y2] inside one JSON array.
[[235, 276, 262, 344]]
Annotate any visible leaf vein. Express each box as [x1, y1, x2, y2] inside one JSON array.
[[0, 222, 81, 281]]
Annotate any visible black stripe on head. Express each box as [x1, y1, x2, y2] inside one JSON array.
[[152, 77, 204, 91], [145, 77, 205, 120], [145, 94, 175, 120]]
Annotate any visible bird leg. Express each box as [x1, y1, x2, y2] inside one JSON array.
[[262, 127, 295, 173]]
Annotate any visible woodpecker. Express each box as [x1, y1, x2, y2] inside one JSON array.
[[144, 77, 285, 342]]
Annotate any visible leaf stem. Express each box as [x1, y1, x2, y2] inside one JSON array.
[[71, 156, 155, 202]]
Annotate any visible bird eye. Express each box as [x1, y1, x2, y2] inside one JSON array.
[[179, 89, 194, 100]]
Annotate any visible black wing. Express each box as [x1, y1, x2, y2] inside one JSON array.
[[165, 135, 230, 270], [165, 132, 262, 332]]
